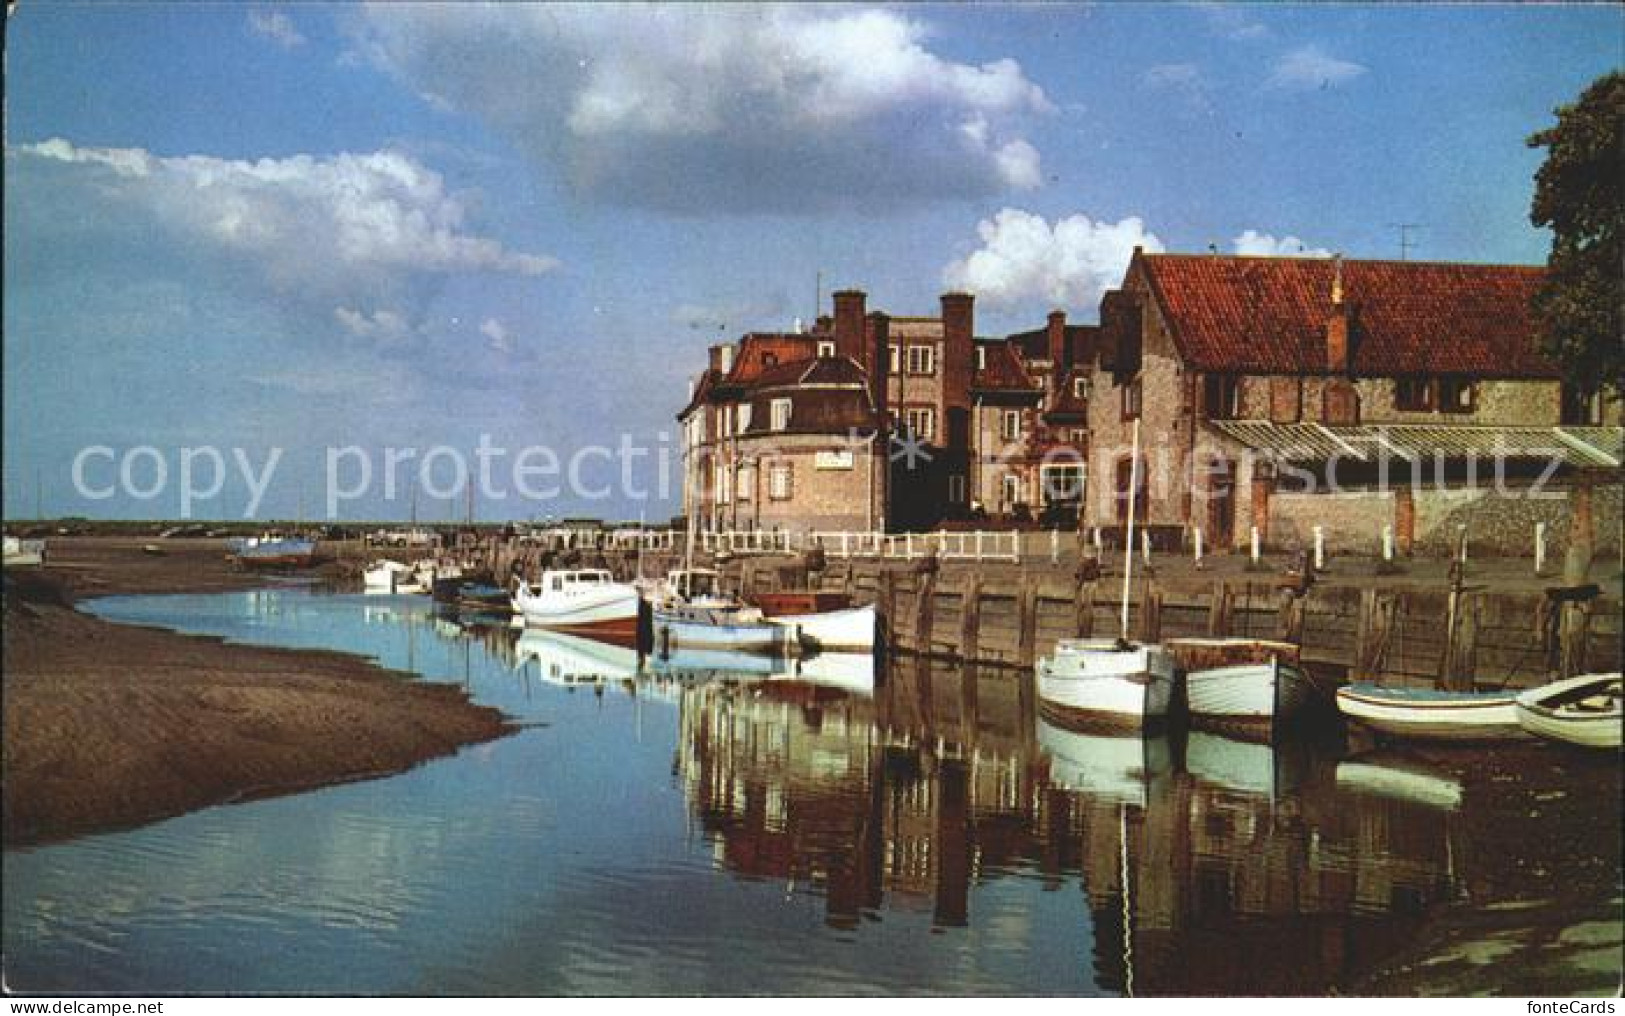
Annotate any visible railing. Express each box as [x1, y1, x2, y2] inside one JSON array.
[[807, 529, 1024, 563]]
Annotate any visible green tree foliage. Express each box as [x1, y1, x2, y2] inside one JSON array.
[[1527, 71, 1624, 397]]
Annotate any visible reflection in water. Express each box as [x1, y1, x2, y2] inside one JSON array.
[[6, 590, 1468, 995]]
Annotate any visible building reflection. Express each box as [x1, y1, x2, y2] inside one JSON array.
[[671, 655, 1465, 995]]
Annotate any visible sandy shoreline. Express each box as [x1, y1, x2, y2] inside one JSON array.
[[3, 538, 514, 847]]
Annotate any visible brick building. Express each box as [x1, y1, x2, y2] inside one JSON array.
[[1079, 251, 1622, 555]]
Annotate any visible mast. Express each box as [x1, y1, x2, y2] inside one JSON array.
[[1119, 419, 1141, 642]]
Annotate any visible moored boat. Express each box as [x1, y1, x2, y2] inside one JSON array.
[[228, 533, 316, 569], [650, 568, 804, 657], [512, 569, 642, 642], [1513, 672, 1622, 749], [2, 537, 45, 567], [1168, 637, 1319, 742], [1037, 639, 1178, 732], [363, 559, 413, 593], [1335, 683, 1531, 743], [751, 590, 877, 651]]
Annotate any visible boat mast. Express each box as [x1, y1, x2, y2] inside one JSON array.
[[1119, 419, 1141, 642]]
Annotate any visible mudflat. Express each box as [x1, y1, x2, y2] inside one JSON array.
[[3, 538, 512, 847]]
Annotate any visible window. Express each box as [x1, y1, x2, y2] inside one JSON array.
[[736, 464, 754, 501], [1073, 375, 1090, 400], [889, 346, 901, 374], [1204, 374, 1241, 420], [1041, 464, 1085, 504], [736, 403, 752, 433], [1069, 427, 1088, 445], [769, 465, 792, 501], [947, 474, 966, 504], [719, 407, 733, 438], [976, 346, 987, 371], [1395, 377, 1432, 412], [770, 397, 792, 431], [906, 345, 936, 375], [716, 466, 731, 504], [1438, 377, 1475, 414], [762, 352, 778, 368], [817, 340, 836, 358], [1122, 376, 1142, 421], [1001, 474, 1022, 509], [1562, 384, 1603, 426], [905, 406, 936, 440], [1000, 409, 1022, 441]]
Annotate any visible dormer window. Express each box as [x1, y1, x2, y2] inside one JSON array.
[[976, 346, 988, 371], [817, 340, 836, 358], [1001, 409, 1022, 441], [762, 352, 778, 367], [1073, 376, 1090, 400]]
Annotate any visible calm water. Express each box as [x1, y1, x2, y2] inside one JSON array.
[[6, 589, 1472, 994]]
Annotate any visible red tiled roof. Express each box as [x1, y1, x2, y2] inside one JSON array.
[[1045, 368, 1089, 417], [747, 355, 868, 390], [972, 340, 1041, 391], [1139, 254, 1557, 377], [722, 333, 821, 385]]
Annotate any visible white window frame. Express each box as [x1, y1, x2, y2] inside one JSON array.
[[1040, 463, 1085, 504], [906, 344, 936, 375], [770, 397, 792, 432], [817, 340, 836, 358], [769, 464, 792, 501], [736, 463, 754, 501], [889, 346, 901, 374], [905, 406, 935, 440], [1073, 375, 1089, 399], [976, 346, 987, 371], [1001, 474, 1022, 508], [1001, 409, 1022, 442], [736, 403, 752, 433]]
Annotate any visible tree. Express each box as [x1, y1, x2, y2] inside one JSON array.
[[1527, 71, 1624, 398]]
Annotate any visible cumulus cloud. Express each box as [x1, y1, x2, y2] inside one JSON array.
[[14, 138, 558, 341], [943, 209, 1164, 311], [1232, 230, 1332, 257], [247, 9, 306, 49], [355, 4, 1051, 214], [1269, 45, 1366, 90]]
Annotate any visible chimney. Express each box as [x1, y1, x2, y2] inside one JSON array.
[[1047, 309, 1069, 381], [718, 343, 736, 375], [941, 292, 975, 449], [867, 312, 890, 430], [833, 290, 867, 370], [1325, 255, 1351, 373]]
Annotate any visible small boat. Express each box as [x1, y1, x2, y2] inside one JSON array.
[[1514, 672, 1622, 749], [1335, 683, 1531, 743], [1168, 638, 1319, 742], [1038, 639, 1178, 732], [363, 559, 413, 593], [227, 533, 315, 569], [2, 537, 45, 567], [512, 568, 642, 642], [650, 568, 803, 657], [751, 591, 878, 653]]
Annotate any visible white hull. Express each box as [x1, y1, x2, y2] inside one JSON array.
[[653, 607, 802, 656], [779, 605, 877, 653], [1036, 640, 1176, 731], [513, 580, 641, 636], [1187, 660, 1316, 740], [1336, 684, 1530, 743], [1514, 673, 1622, 749]]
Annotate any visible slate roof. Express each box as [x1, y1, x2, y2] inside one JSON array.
[[1138, 254, 1557, 378]]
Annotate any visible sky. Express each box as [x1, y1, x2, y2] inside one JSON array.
[[4, 2, 1620, 522]]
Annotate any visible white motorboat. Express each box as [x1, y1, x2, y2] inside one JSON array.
[[1335, 683, 1531, 743], [649, 569, 803, 656], [512, 569, 642, 642], [363, 559, 413, 593], [1038, 638, 1178, 731], [1513, 672, 1622, 749]]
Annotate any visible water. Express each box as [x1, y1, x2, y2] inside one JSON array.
[[6, 589, 1470, 994]]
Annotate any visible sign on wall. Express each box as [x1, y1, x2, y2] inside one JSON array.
[[815, 450, 855, 470]]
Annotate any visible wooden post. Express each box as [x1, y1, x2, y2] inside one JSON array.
[[914, 567, 939, 656], [1559, 599, 1594, 679], [1206, 581, 1233, 637], [1139, 583, 1163, 643], [1534, 521, 1547, 576], [880, 567, 898, 656], [960, 573, 983, 663], [1075, 576, 1098, 639], [1276, 591, 1306, 644], [1017, 578, 1040, 668]]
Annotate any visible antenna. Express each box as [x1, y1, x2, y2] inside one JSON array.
[[1386, 223, 1423, 261], [815, 270, 823, 320]]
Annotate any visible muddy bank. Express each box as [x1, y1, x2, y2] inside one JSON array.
[[3, 542, 513, 847]]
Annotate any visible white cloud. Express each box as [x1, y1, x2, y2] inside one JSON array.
[[16, 138, 558, 307], [248, 9, 307, 49], [356, 4, 1051, 213], [943, 209, 1164, 312], [1199, 5, 1270, 41], [1232, 230, 1332, 257], [335, 306, 415, 346], [1269, 45, 1366, 90], [479, 317, 514, 353]]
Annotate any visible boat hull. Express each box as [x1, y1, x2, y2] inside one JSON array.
[[653, 608, 802, 656], [1037, 641, 1176, 733], [1336, 684, 1530, 743], [1513, 673, 1622, 749], [776, 604, 876, 653], [1187, 660, 1316, 741], [513, 584, 642, 642]]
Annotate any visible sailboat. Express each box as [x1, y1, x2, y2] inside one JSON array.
[[1036, 420, 1177, 732]]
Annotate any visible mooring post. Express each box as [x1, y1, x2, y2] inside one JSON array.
[[1141, 530, 1152, 568], [1381, 524, 1394, 564], [1534, 521, 1547, 576], [1207, 581, 1233, 637], [960, 573, 983, 663], [1193, 526, 1204, 567], [1140, 582, 1163, 643], [1250, 525, 1261, 567], [1050, 528, 1060, 566], [1313, 526, 1326, 572], [1017, 577, 1040, 668]]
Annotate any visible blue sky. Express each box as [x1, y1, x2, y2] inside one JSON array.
[[5, 3, 1620, 522]]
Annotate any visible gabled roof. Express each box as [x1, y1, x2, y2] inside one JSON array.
[[721, 333, 821, 386], [1138, 254, 1557, 378], [972, 340, 1041, 392], [1045, 368, 1090, 418]]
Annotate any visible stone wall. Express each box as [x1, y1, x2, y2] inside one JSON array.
[[1269, 491, 1396, 555], [1410, 481, 1623, 558]]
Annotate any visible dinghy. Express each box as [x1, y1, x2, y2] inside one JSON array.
[[1035, 420, 1175, 732], [1168, 638, 1318, 741], [1335, 683, 1531, 743], [1513, 672, 1622, 749], [751, 592, 879, 654]]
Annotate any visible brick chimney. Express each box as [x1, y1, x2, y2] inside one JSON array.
[[866, 312, 890, 429], [941, 292, 974, 448], [1047, 309, 1069, 385], [833, 290, 868, 370], [1325, 255, 1352, 373]]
